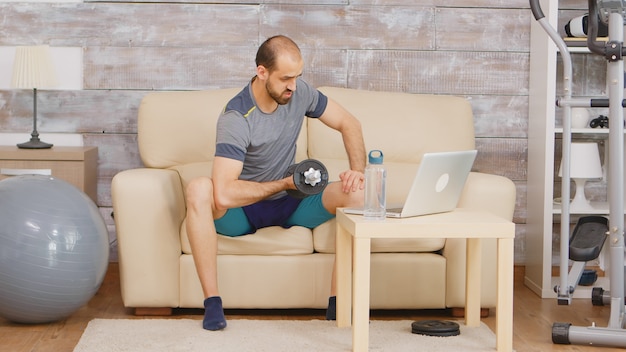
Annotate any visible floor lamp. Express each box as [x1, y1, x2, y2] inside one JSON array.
[[11, 45, 58, 149], [558, 142, 604, 212]]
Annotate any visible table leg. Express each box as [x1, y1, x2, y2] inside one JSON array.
[[336, 222, 352, 328], [465, 238, 481, 327], [496, 237, 514, 352], [352, 238, 371, 352]]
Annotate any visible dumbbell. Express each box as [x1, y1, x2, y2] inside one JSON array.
[[284, 159, 329, 198]]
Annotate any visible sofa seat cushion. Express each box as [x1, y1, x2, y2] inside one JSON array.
[[312, 219, 446, 253], [174, 162, 315, 255], [180, 221, 314, 255]]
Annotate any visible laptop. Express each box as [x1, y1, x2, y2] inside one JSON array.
[[344, 149, 477, 218]]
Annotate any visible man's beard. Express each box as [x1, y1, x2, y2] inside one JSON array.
[[266, 82, 292, 105]]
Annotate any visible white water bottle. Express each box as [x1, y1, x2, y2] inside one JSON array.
[[364, 150, 386, 220]]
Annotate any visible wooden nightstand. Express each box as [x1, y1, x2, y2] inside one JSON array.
[[0, 146, 98, 203]]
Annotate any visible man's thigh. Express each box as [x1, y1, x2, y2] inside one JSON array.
[[285, 192, 334, 229], [214, 207, 253, 237]]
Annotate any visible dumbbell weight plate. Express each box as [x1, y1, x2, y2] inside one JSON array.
[[292, 159, 328, 194], [411, 320, 460, 337], [285, 159, 329, 198]]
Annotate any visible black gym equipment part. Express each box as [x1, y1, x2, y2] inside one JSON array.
[[590, 114, 609, 128], [592, 286, 608, 306], [552, 322, 573, 344], [579, 269, 599, 286], [569, 216, 608, 263], [553, 216, 608, 304], [411, 320, 460, 337], [589, 114, 625, 128], [284, 159, 329, 198]]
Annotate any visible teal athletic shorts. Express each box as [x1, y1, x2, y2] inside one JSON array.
[[214, 191, 334, 237]]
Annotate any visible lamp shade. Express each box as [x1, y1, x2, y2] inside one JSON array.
[[11, 45, 58, 89], [558, 142, 603, 179]]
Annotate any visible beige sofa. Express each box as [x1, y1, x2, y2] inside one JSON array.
[[111, 87, 516, 315]]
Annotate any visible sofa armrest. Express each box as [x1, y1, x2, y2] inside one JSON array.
[[457, 172, 516, 221], [112, 168, 186, 308], [443, 172, 516, 308]]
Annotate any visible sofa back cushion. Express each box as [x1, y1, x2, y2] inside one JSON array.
[[314, 87, 475, 161], [138, 89, 308, 169], [313, 87, 476, 204]]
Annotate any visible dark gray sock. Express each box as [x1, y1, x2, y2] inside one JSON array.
[[326, 296, 336, 320], [203, 296, 227, 330]]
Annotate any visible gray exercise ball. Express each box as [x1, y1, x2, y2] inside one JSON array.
[[0, 175, 109, 324]]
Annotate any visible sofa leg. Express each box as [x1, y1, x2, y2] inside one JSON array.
[[450, 307, 489, 318], [134, 307, 173, 316]]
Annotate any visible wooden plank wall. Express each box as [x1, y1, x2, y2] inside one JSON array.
[[0, 0, 541, 263]]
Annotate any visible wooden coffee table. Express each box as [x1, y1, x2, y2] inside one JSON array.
[[335, 208, 515, 352]]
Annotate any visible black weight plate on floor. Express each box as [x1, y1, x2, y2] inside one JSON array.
[[411, 320, 460, 337]]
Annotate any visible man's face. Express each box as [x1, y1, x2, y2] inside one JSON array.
[[264, 53, 304, 105]]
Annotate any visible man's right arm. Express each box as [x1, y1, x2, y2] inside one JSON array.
[[211, 156, 295, 211]]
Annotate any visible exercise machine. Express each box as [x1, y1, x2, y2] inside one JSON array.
[[564, 215, 608, 292], [530, 0, 626, 347]]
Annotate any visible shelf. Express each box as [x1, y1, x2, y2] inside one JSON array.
[[562, 37, 608, 54], [555, 128, 610, 134], [526, 0, 616, 299], [552, 201, 609, 214]]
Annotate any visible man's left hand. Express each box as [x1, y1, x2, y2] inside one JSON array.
[[338, 170, 365, 193]]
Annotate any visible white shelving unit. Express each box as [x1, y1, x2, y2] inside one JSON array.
[[525, 0, 612, 298]]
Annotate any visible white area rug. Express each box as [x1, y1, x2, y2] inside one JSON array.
[[73, 318, 497, 352]]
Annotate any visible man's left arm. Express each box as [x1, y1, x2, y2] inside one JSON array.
[[318, 97, 366, 193]]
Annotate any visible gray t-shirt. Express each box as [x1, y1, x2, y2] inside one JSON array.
[[215, 78, 328, 198]]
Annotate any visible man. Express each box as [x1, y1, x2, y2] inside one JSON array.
[[185, 35, 366, 331]]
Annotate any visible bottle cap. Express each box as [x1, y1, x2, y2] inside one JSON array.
[[368, 150, 383, 164]]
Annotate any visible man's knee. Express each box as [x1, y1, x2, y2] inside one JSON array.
[[344, 187, 364, 207], [186, 177, 214, 206], [322, 182, 364, 210]]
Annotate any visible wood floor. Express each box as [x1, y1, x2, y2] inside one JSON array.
[[1, 263, 625, 352]]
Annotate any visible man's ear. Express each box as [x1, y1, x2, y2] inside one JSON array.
[[256, 65, 269, 81]]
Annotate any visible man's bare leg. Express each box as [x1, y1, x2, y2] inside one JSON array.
[[186, 176, 227, 330], [322, 182, 364, 320]]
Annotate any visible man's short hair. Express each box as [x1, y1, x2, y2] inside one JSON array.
[[255, 35, 301, 72]]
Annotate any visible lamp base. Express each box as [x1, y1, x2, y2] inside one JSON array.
[[17, 137, 53, 149], [569, 178, 595, 213]]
